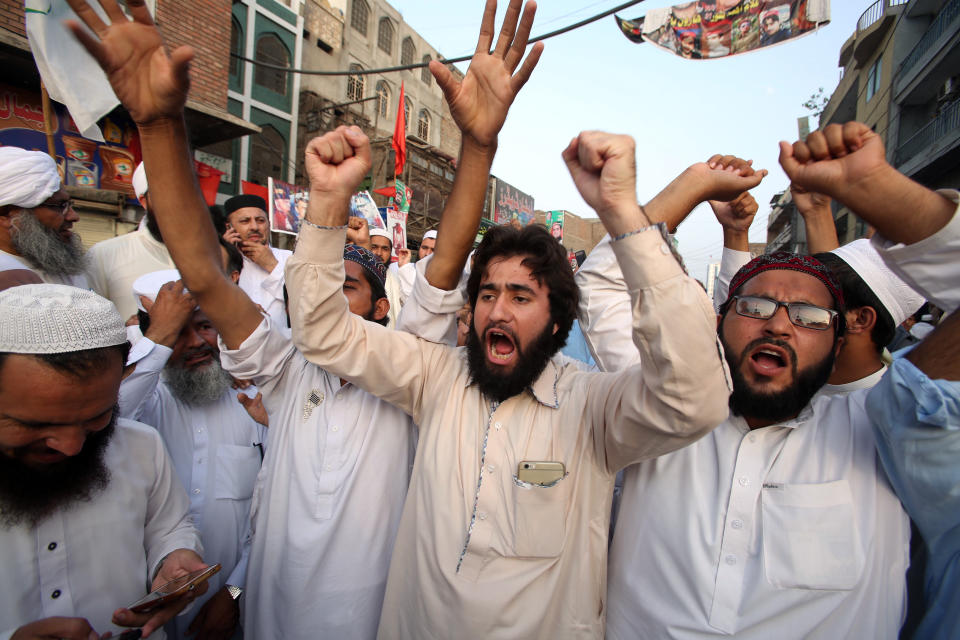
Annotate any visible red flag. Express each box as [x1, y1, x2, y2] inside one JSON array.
[[241, 180, 269, 202], [194, 160, 223, 206], [392, 82, 406, 176]]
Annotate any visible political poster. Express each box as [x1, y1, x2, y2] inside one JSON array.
[[616, 0, 830, 60], [350, 190, 386, 230], [493, 178, 535, 226], [386, 205, 408, 263], [547, 210, 565, 242], [268, 177, 308, 235]]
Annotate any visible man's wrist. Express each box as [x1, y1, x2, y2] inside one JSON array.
[[137, 116, 188, 138], [598, 202, 652, 237]]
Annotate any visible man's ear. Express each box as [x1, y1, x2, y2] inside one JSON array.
[[372, 297, 390, 322], [845, 306, 877, 335], [552, 322, 558, 335]]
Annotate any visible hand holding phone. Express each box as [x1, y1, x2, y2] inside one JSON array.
[[126, 564, 221, 613]]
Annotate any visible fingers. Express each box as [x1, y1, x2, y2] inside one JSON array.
[[707, 154, 754, 176], [493, 0, 523, 58], [65, 20, 108, 67], [778, 140, 802, 179], [430, 60, 458, 106], [510, 41, 543, 95], [65, 0, 108, 35], [307, 127, 361, 165], [125, 0, 156, 25], [139, 295, 153, 313], [504, 0, 537, 72], [170, 46, 196, 91], [343, 125, 372, 168], [95, 0, 128, 23], [474, 0, 497, 55]]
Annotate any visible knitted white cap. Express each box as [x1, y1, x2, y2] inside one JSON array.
[[830, 239, 924, 327], [0, 284, 127, 354], [132, 269, 184, 312], [132, 161, 148, 199], [423, 230, 437, 241]]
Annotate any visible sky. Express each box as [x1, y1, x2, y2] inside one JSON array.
[[381, 0, 870, 282]]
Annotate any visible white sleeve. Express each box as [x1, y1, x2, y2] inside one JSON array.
[[395, 254, 467, 346], [715, 247, 752, 310], [118, 339, 172, 422], [396, 262, 416, 305]]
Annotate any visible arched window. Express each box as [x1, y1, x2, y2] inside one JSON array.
[[248, 124, 286, 187], [401, 37, 415, 66], [376, 81, 390, 119], [351, 0, 369, 36], [230, 17, 242, 77], [347, 64, 365, 101], [417, 109, 430, 141], [404, 97, 412, 132], [421, 54, 432, 84], [253, 33, 289, 95], [377, 18, 394, 54]]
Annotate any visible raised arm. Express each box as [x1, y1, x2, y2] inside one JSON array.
[[425, 0, 542, 290], [65, 0, 262, 349], [791, 184, 839, 253]]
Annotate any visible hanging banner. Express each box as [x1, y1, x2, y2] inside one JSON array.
[[268, 177, 308, 235], [493, 178, 535, 226], [385, 205, 407, 263], [546, 210, 565, 242], [615, 0, 830, 60], [351, 190, 387, 230]]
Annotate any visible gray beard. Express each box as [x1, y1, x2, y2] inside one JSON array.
[[163, 359, 233, 406], [10, 209, 88, 277]]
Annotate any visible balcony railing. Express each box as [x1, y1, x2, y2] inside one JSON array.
[[899, 0, 960, 76], [895, 98, 960, 165], [858, 0, 909, 32]]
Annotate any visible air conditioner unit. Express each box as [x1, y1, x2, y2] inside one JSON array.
[[937, 76, 960, 105]]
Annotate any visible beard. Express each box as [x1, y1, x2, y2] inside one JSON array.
[[0, 411, 115, 528], [163, 350, 233, 406], [10, 209, 88, 276], [466, 320, 557, 403], [721, 335, 835, 424]]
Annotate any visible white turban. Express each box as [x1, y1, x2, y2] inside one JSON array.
[[0, 147, 61, 209], [830, 239, 924, 327], [0, 284, 126, 354], [132, 161, 148, 199]]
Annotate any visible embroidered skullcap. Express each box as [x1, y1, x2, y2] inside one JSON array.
[[343, 244, 387, 287], [725, 251, 845, 309], [132, 269, 186, 313], [829, 239, 924, 326], [369, 228, 391, 242], [132, 161, 148, 199], [224, 194, 267, 215], [0, 146, 61, 208], [0, 284, 126, 354], [423, 230, 438, 241]]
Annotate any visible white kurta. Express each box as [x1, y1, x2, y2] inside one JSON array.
[[87, 228, 175, 320], [237, 247, 292, 334], [0, 419, 201, 640], [0, 248, 89, 288], [118, 339, 266, 637]]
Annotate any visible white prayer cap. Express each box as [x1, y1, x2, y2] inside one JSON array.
[[132, 269, 184, 312], [0, 284, 126, 354], [423, 230, 438, 241], [369, 228, 391, 241], [132, 161, 148, 199], [830, 239, 924, 326], [0, 146, 61, 208]]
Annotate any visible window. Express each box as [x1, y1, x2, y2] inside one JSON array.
[[347, 64, 365, 101], [351, 0, 369, 36], [421, 55, 432, 84], [376, 81, 390, 118], [401, 37, 415, 66], [378, 18, 394, 54], [230, 18, 242, 77], [253, 34, 289, 95], [417, 109, 430, 141], [404, 97, 412, 132], [248, 124, 286, 186], [866, 57, 882, 102]]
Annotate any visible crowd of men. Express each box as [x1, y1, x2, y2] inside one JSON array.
[[0, 0, 957, 638]]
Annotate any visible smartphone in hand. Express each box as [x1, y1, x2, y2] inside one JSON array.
[[126, 564, 221, 613]]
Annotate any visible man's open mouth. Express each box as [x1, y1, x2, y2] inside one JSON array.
[[485, 327, 517, 366], [748, 344, 790, 377]]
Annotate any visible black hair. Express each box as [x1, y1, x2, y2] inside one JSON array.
[[0, 342, 130, 386], [218, 236, 244, 277], [467, 224, 579, 350], [814, 252, 893, 352], [356, 266, 389, 327]]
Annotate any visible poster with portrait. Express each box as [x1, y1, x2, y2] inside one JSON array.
[[546, 210, 565, 242], [268, 177, 308, 235], [615, 0, 829, 60], [385, 205, 407, 263], [350, 190, 386, 230], [493, 178, 535, 226]]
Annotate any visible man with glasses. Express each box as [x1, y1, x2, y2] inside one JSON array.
[[0, 147, 89, 291]]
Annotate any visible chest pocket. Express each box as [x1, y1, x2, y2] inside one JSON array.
[[214, 444, 262, 501], [760, 479, 864, 590], [510, 477, 569, 558]]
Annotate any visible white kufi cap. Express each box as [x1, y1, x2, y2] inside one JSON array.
[[369, 228, 391, 241], [132, 269, 184, 312], [0, 284, 126, 354], [132, 161, 148, 199], [0, 146, 61, 208], [830, 239, 924, 326], [423, 230, 438, 241]]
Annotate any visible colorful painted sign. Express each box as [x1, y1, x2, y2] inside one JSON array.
[[268, 177, 308, 235], [546, 210, 565, 242], [493, 178, 535, 226]]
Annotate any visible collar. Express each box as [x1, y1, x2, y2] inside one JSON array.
[[528, 354, 564, 409], [819, 365, 886, 396]]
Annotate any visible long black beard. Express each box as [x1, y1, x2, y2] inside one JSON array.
[[721, 335, 835, 424], [466, 320, 557, 403], [10, 209, 88, 276], [0, 411, 116, 528]]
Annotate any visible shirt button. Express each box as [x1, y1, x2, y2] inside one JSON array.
[[738, 476, 749, 487], [486, 465, 496, 473], [731, 519, 743, 530], [47, 542, 57, 551], [336, 393, 343, 400], [725, 555, 737, 566], [51, 589, 62, 599], [325, 465, 333, 471], [494, 422, 502, 431], [478, 511, 487, 520], [331, 426, 339, 432], [193, 488, 201, 495]]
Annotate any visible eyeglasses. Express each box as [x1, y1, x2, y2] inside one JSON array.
[[37, 199, 74, 215], [731, 295, 838, 331]]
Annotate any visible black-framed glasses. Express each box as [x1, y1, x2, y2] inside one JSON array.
[[732, 295, 838, 331], [37, 199, 73, 215]]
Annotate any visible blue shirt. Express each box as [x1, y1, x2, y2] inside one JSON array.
[[866, 353, 960, 640]]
